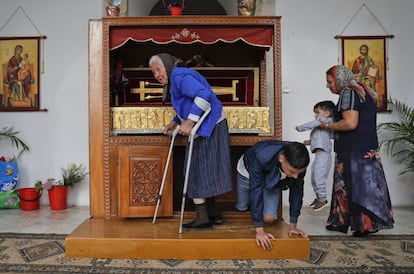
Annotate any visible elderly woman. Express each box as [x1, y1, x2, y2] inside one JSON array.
[[149, 53, 232, 230], [320, 65, 394, 237]]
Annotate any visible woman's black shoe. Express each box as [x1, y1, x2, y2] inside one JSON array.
[[352, 229, 378, 237], [209, 215, 223, 225], [326, 224, 348, 233], [182, 220, 213, 230]]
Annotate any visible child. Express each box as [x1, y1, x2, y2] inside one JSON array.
[[18, 53, 31, 81], [295, 100, 335, 211]]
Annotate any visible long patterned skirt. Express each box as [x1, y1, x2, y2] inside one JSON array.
[[185, 119, 233, 199], [327, 149, 394, 233]]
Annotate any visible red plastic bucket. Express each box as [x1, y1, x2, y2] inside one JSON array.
[[48, 186, 68, 210], [18, 188, 42, 210]]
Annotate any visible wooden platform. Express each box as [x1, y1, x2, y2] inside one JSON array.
[[66, 212, 310, 260]]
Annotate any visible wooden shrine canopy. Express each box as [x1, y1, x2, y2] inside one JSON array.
[[109, 25, 273, 49]]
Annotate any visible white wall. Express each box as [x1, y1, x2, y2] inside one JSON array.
[[0, 0, 413, 208], [0, 0, 102, 206], [275, 0, 414, 207]]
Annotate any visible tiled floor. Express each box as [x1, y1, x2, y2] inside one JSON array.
[[0, 205, 412, 235], [0, 206, 90, 234], [297, 206, 414, 235]]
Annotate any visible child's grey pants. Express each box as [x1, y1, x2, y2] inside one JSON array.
[[311, 149, 332, 201]]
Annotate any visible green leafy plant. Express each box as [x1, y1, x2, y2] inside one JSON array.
[[377, 98, 414, 175], [162, 0, 185, 9], [0, 126, 30, 159], [34, 178, 62, 190], [34, 180, 43, 191], [62, 163, 88, 187], [33, 163, 87, 191]]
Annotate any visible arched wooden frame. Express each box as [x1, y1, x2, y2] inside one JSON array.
[[89, 16, 282, 218]]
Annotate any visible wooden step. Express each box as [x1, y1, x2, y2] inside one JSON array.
[[65, 212, 310, 260]]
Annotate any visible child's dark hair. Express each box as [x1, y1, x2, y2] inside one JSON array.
[[282, 142, 310, 169], [314, 100, 336, 115]]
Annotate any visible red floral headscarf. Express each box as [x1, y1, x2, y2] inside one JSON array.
[[327, 65, 377, 102]]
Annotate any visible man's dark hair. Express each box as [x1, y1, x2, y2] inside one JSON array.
[[282, 142, 310, 169]]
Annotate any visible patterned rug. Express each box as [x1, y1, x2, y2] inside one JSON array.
[[0, 233, 413, 273]]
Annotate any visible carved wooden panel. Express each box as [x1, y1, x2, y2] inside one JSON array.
[[130, 158, 160, 206], [118, 145, 172, 218], [111, 106, 271, 136]]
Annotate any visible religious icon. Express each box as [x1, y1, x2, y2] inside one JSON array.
[[0, 37, 41, 111], [341, 36, 388, 112]]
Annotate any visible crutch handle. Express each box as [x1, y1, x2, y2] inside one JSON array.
[[190, 107, 211, 137], [172, 126, 179, 137]]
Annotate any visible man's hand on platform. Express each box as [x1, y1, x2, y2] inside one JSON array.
[[288, 223, 306, 237], [256, 227, 275, 250]]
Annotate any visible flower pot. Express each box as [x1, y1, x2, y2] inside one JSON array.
[[48, 186, 68, 210], [18, 188, 42, 210], [169, 7, 183, 16]]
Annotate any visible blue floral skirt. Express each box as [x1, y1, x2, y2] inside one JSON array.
[[327, 150, 394, 233]]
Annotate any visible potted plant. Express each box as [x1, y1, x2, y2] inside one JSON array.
[[37, 163, 88, 210], [377, 98, 414, 175], [0, 127, 30, 209], [62, 163, 88, 187]]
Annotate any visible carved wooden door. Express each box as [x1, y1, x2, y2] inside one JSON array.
[[118, 145, 173, 218]]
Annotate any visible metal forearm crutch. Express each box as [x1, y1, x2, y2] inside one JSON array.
[[178, 107, 211, 234], [152, 126, 179, 224]]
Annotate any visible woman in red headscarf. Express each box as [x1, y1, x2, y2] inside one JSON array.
[[319, 65, 394, 237]]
